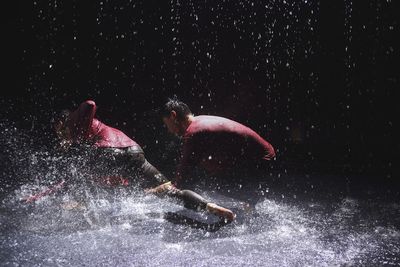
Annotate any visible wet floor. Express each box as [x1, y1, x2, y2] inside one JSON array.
[[1, 176, 399, 267]]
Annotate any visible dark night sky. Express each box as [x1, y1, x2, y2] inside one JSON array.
[[1, 0, 398, 180]]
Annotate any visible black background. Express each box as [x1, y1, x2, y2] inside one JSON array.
[[1, 0, 398, 185]]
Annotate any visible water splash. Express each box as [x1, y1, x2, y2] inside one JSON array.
[[1, 121, 399, 266]]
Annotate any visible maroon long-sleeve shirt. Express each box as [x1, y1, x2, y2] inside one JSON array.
[[67, 100, 138, 148], [177, 115, 275, 181]]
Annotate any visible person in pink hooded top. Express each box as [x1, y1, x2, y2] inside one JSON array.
[[52, 100, 235, 221]]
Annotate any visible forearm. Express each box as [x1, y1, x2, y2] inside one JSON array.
[[147, 182, 235, 220], [169, 188, 208, 211], [124, 147, 169, 185], [141, 159, 169, 184], [146, 182, 207, 210]]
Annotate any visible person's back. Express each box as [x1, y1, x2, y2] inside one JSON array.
[[90, 118, 137, 148], [67, 100, 138, 149], [181, 115, 275, 176]]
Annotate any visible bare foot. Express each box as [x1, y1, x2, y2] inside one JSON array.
[[61, 200, 86, 211], [206, 203, 236, 221]]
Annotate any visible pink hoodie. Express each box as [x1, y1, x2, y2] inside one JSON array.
[[67, 100, 138, 148]]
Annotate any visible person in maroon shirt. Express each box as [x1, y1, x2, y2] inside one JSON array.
[[52, 100, 235, 221], [152, 97, 275, 188]]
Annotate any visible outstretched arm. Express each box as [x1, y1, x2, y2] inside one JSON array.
[[125, 148, 235, 221], [145, 181, 235, 221]]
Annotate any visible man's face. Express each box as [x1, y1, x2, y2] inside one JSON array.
[[162, 115, 180, 136]]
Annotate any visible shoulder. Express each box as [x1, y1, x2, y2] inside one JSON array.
[[186, 115, 236, 134], [197, 115, 244, 127], [192, 115, 230, 126]]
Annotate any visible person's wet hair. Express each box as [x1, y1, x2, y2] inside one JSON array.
[[160, 96, 192, 121]]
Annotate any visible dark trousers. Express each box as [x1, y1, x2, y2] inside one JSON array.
[[93, 146, 208, 211]]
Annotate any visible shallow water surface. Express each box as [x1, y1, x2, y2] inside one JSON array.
[[1, 179, 399, 267]]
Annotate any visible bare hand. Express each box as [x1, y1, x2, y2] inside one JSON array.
[[144, 181, 173, 194]]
